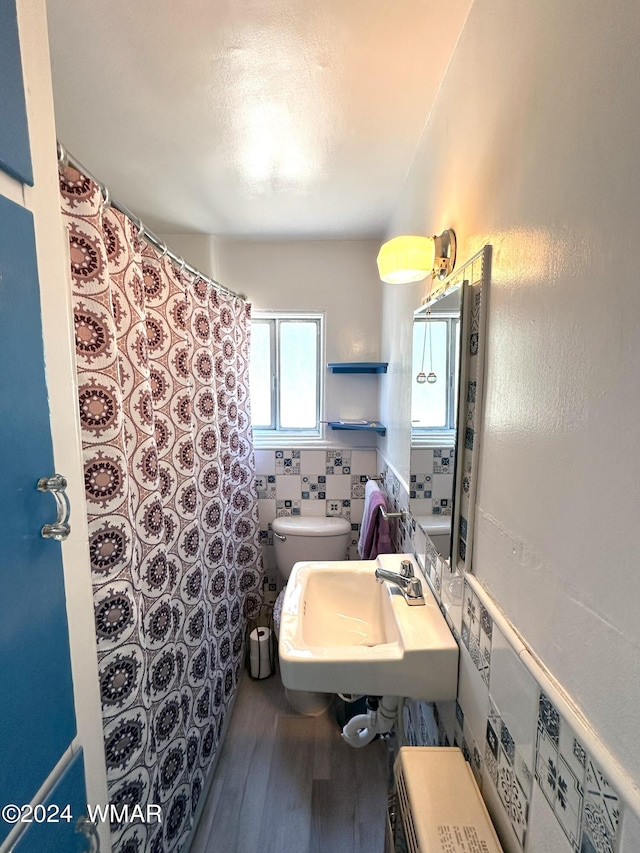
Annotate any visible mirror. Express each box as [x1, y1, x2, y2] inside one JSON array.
[[409, 246, 491, 575], [410, 286, 462, 560]]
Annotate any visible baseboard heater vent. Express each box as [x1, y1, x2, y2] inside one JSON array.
[[386, 747, 504, 853]]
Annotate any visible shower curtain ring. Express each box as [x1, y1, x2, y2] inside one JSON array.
[[100, 184, 110, 209], [159, 242, 168, 258], [178, 259, 186, 274], [136, 220, 146, 241], [56, 141, 68, 167]]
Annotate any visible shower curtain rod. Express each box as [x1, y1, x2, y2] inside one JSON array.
[[56, 142, 246, 301]]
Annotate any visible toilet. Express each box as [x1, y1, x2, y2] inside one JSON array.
[[272, 515, 351, 716]]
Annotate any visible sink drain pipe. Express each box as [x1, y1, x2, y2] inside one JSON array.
[[341, 695, 399, 748]]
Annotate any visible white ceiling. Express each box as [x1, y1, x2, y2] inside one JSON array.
[[46, 0, 472, 239]]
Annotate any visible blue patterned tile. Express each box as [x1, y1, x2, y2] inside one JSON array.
[[497, 748, 530, 848], [485, 742, 498, 785], [480, 603, 492, 638], [461, 737, 470, 763], [275, 499, 301, 516], [301, 475, 326, 500], [581, 804, 616, 853], [538, 692, 560, 745], [580, 833, 598, 853], [536, 725, 560, 808], [461, 621, 470, 650], [432, 449, 454, 473], [460, 515, 468, 541], [583, 758, 620, 850], [574, 738, 587, 768], [487, 720, 499, 758], [464, 586, 478, 630], [501, 721, 516, 765], [350, 476, 366, 499], [275, 450, 300, 474]]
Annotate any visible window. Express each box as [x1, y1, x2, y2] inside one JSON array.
[[250, 312, 323, 438], [411, 315, 460, 434]]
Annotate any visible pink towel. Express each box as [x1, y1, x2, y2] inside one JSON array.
[[357, 480, 393, 559]]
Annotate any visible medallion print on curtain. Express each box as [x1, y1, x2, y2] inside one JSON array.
[[59, 164, 263, 853]]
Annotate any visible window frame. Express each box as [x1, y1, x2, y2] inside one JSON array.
[[250, 310, 324, 443], [411, 312, 460, 445]]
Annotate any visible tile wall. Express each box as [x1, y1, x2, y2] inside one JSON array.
[[376, 454, 640, 853], [254, 447, 378, 602], [409, 446, 455, 517]]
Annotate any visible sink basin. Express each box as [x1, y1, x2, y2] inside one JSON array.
[[278, 554, 458, 700]]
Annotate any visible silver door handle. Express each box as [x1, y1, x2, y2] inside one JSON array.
[[75, 815, 100, 852], [37, 473, 71, 541]]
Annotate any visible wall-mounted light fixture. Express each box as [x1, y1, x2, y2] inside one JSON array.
[[376, 230, 456, 284]]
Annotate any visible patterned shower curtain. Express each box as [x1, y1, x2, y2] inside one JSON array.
[[59, 164, 263, 853]]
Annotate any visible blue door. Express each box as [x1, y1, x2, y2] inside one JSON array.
[[0, 0, 33, 185], [0, 1, 91, 849]]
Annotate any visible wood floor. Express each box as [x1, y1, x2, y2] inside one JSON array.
[[191, 671, 390, 853]]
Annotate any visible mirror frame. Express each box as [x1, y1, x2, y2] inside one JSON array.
[[415, 245, 491, 576]]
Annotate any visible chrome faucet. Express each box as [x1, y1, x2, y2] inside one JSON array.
[[375, 559, 425, 606]]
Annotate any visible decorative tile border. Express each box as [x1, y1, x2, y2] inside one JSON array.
[[301, 474, 326, 499], [275, 448, 301, 474], [432, 498, 451, 515], [535, 691, 621, 853], [255, 448, 377, 599], [409, 472, 432, 500], [326, 449, 351, 474], [275, 499, 301, 516], [462, 580, 493, 685], [351, 474, 367, 498], [433, 447, 455, 473], [397, 539, 635, 853], [256, 450, 371, 506], [255, 474, 276, 499], [327, 499, 351, 521]]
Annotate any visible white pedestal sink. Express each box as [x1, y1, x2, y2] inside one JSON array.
[[278, 554, 458, 701]]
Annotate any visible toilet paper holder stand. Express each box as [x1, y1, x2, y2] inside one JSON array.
[[245, 602, 276, 680]]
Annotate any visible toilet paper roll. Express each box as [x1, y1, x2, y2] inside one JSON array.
[[249, 626, 273, 679]]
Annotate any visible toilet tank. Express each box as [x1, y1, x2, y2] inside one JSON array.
[[422, 515, 451, 559], [272, 516, 351, 581]]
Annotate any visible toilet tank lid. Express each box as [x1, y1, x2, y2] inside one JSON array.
[[272, 516, 351, 537]]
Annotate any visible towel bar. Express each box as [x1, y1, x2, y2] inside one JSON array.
[[379, 507, 408, 522], [367, 473, 386, 483]]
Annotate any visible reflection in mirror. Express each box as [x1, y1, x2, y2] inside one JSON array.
[[412, 294, 461, 433], [410, 246, 491, 577], [410, 285, 462, 561]]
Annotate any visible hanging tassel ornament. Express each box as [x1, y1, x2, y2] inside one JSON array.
[[416, 315, 437, 385]]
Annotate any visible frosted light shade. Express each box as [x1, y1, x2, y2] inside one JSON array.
[[376, 235, 435, 283]]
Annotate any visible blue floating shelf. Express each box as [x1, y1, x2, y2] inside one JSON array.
[[327, 362, 388, 374], [327, 420, 386, 436]]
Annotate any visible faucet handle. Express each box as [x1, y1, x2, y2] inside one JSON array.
[[407, 577, 423, 599], [399, 559, 414, 578]]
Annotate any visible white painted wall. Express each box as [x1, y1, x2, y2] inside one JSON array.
[[379, 279, 421, 486], [223, 239, 384, 444], [164, 235, 385, 446], [381, 0, 640, 779]]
